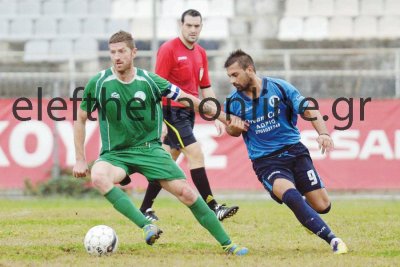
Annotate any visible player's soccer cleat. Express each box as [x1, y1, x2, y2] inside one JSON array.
[[222, 242, 249, 256], [214, 204, 239, 221], [330, 237, 348, 254], [143, 208, 159, 222], [142, 224, 163, 246]]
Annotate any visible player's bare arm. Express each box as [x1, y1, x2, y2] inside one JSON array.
[[303, 109, 334, 154], [201, 87, 226, 136], [73, 108, 90, 178], [226, 116, 248, 137]]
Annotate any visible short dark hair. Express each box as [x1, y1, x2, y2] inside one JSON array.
[[181, 9, 202, 23], [224, 49, 256, 73], [109, 30, 135, 49]]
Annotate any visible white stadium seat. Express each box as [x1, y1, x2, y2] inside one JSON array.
[[354, 16, 378, 39], [49, 39, 73, 62], [66, 0, 88, 15], [42, 0, 64, 16], [360, 0, 384, 16], [252, 17, 277, 39], [10, 18, 33, 39], [0, 19, 8, 38], [209, 0, 234, 17], [111, 0, 136, 19], [0, 0, 16, 16], [334, 0, 359, 16], [160, 0, 184, 18], [83, 17, 106, 37], [74, 38, 98, 60], [135, 0, 152, 18], [24, 40, 49, 62], [88, 0, 112, 15], [285, 0, 310, 16], [106, 19, 131, 35], [183, 0, 209, 16], [309, 0, 333, 16], [303, 16, 328, 40], [59, 17, 81, 38], [132, 18, 153, 39], [378, 17, 400, 38], [278, 17, 303, 40], [157, 17, 179, 39], [329, 16, 353, 39], [201, 17, 229, 39], [35, 17, 57, 39], [384, 0, 400, 15], [17, 0, 40, 16]]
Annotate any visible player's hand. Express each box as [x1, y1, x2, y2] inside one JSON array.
[[317, 133, 334, 154], [226, 115, 249, 136], [214, 119, 226, 137], [73, 160, 90, 178]]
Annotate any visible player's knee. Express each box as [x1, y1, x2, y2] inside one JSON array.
[[313, 200, 331, 214], [91, 172, 112, 193], [179, 185, 197, 205]]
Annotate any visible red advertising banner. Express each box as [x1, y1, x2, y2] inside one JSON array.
[[0, 98, 399, 190]]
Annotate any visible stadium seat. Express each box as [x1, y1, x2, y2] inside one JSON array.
[[285, 0, 309, 16], [23, 40, 49, 62], [251, 17, 277, 39], [157, 17, 179, 39], [183, 0, 209, 15], [111, 0, 136, 19], [360, 0, 384, 15], [201, 17, 229, 39], [253, 0, 279, 15], [229, 17, 248, 36], [235, 0, 254, 15], [88, 0, 112, 15], [35, 17, 57, 39], [334, 0, 359, 16], [132, 18, 153, 39], [278, 17, 303, 40], [329, 16, 353, 39], [59, 18, 81, 38], [384, 0, 400, 15], [10, 18, 33, 40], [42, 0, 64, 16], [0, 0, 16, 16], [17, 0, 40, 16], [135, 0, 152, 18], [354, 16, 378, 39], [82, 18, 106, 38], [106, 19, 131, 35], [48, 39, 73, 62], [74, 38, 98, 60], [209, 0, 235, 17], [378, 17, 400, 38], [303, 16, 328, 40], [309, 0, 333, 16], [66, 0, 88, 15], [160, 0, 184, 17], [0, 19, 8, 38]]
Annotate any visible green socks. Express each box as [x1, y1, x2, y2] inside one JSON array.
[[189, 197, 231, 246], [105, 186, 150, 228]]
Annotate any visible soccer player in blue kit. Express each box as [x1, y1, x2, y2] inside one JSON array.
[[224, 50, 348, 254]]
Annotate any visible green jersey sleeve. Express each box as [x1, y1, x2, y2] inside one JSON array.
[[80, 73, 101, 112]]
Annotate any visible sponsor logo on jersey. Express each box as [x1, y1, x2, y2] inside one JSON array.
[[134, 91, 146, 102], [111, 92, 120, 99], [178, 56, 187, 61], [269, 95, 280, 107]]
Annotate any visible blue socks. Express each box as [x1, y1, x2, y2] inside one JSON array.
[[282, 188, 336, 244]]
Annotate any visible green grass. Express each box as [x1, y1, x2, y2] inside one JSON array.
[[0, 197, 399, 267]]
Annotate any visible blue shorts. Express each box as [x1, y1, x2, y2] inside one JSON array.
[[163, 107, 197, 149], [252, 142, 325, 203]]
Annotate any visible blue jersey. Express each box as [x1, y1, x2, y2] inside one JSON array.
[[225, 77, 309, 160]]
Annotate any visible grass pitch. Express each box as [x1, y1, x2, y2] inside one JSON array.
[[0, 196, 399, 267]]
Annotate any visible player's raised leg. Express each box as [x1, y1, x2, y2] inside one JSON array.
[[159, 179, 248, 255], [273, 178, 348, 254], [90, 161, 162, 245]]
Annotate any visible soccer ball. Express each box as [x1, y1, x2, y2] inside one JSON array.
[[84, 225, 118, 256]]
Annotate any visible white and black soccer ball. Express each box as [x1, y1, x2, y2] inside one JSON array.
[[84, 225, 118, 256]]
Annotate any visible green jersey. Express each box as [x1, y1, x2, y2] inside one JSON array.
[[81, 67, 181, 154]]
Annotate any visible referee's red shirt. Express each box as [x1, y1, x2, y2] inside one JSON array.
[[156, 37, 211, 107]]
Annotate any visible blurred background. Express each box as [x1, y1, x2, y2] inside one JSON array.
[[0, 0, 399, 195]]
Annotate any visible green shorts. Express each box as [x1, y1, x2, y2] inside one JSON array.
[[96, 142, 186, 185]]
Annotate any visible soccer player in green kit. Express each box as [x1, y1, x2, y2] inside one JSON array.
[[72, 31, 248, 255]]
